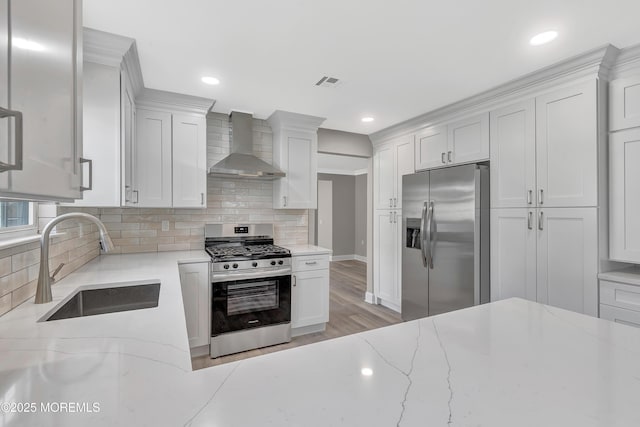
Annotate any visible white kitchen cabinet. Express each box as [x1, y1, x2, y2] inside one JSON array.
[[490, 208, 537, 302], [0, 0, 83, 201], [135, 109, 173, 207], [610, 75, 640, 131], [179, 262, 210, 349], [536, 80, 598, 208], [599, 304, 640, 328], [599, 277, 640, 328], [373, 209, 401, 311], [490, 100, 536, 208], [172, 114, 207, 208], [291, 253, 330, 335], [610, 128, 640, 263], [491, 207, 598, 316], [122, 70, 136, 206], [414, 113, 489, 171], [415, 125, 448, 171], [536, 208, 598, 316], [373, 135, 414, 210], [268, 111, 325, 209]]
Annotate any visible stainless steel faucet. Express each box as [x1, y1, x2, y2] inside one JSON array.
[[34, 213, 115, 304]]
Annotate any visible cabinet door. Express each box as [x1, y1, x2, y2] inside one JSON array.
[[536, 208, 598, 316], [490, 100, 536, 208], [135, 109, 172, 207], [600, 305, 640, 328], [275, 131, 317, 209], [610, 75, 640, 131], [374, 210, 400, 310], [394, 136, 414, 209], [172, 114, 206, 208], [610, 128, 640, 263], [179, 262, 210, 348], [121, 71, 135, 206], [0, 0, 82, 200], [490, 209, 537, 302], [291, 269, 329, 329], [374, 144, 395, 209], [414, 126, 447, 171], [448, 113, 490, 164], [536, 81, 598, 207]]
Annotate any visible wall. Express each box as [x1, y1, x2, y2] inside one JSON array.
[[0, 204, 100, 317], [317, 174, 355, 257], [355, 174, 367, 258], [317, 128, 373, 158]]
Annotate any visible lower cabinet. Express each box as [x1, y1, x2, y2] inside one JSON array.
[[491, 207, 598, 316], [178, 262, 210, 349], [291, 254, 330, 336], [373, 209, 402, 312], [600, 279, 640, 328]]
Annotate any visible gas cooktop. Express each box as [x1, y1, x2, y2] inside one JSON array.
[[206, 244, 291, 262]]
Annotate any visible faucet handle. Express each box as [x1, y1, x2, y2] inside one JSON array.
[[50, 263, 65, 282]]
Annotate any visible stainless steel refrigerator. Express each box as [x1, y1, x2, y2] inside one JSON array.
[[401, 163, 490, 321]]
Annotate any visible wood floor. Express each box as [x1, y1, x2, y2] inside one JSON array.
[[192, 260, 402, 370]]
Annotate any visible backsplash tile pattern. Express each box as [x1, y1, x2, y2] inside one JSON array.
[[0, 112, 308, 317]]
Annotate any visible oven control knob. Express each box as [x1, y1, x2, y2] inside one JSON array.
[[278, 260, 284, 265], [270, 260, 276, 266], [223, 264, 230, 270], [232, 263, 239, 269], [252, 262, 258, 267]]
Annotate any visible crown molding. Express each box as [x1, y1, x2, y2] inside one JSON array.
[[609, 43, 640, 80], [370, 44, 620, 144], [83, 27, 134, 67], [267, 110, 326, 132], [136, 88, 215, 115], [122, 41, 144, 97]]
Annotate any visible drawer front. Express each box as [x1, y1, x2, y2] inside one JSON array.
[[600, 280, 640, 312], [600, 304, 640, 329], [292, 255, 329, 272]]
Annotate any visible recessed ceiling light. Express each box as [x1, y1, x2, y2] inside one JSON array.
[[361, 117, 374, 123], [13, 37, 45, 52], [529, 30, 558, 46], [201, 76, 220, 85], [361, 367, 373, 376]]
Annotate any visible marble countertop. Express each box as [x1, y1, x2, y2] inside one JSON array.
[[282, 244, 332, 256], [599, 267, 640, 286], [1, 252, 639, 426]]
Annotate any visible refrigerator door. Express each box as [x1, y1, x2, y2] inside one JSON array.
[[401, 171, 430, 321], [427, 164, 479, 316]]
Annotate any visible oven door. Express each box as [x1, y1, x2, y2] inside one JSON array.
[[212, 271, 291, 336]]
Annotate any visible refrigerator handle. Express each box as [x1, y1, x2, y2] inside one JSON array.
[[427, 201, 435, 269], [420, 202, 429, 268]]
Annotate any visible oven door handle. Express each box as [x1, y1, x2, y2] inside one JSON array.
[[211, 268, 292, 283]]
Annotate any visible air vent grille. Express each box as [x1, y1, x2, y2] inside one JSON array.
[[315, 76, 341, 87]]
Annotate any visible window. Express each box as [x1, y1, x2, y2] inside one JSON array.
[[0, 200, 37, 237]]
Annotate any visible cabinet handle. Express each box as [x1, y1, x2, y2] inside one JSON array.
[[293, 275, 297, 287], [527, 190, 532, 205], [0, 107, 23, 172], [538, 211, 544, 231], [393, 197, 397, 208], [283, 196, 287, 207], [527, 211, 533, 230], [133, 190, 139, 204], [201, 192, 205, 205], [305, 261, 317, 265], [389, 213, 392, 223], [395, 211, 398, 223], [441, 152, 446, 164], [539, 189, 544, 205], [79, 157, 93, 191], [389, 198, 392, 208], [448, 151, 452, 163]]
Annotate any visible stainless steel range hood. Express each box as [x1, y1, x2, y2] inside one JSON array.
[[208, 111, 285, 179]]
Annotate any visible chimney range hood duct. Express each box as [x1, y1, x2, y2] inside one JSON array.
[[208, 111, 285, 179]]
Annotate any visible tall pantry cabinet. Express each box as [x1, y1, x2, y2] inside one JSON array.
[[490, 79, 602, 316]]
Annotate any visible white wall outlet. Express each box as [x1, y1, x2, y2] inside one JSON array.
[[162, 220, 169, 231]]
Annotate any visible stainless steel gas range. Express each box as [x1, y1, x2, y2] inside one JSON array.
[[205, 224, 292, 358]]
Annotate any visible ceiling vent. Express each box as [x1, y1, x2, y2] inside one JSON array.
[[315, 76, 341, 88]]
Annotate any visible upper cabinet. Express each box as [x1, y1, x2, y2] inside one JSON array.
[[0, 0, 83, 201], [268, 111, 325, 210], [134, 109, 172, 207], [414, 113, 489, 171], [610, 75, 640, 131], [172, 114, 207, 208], [490, 80, 599, 209], [374, 134, 414, 210]]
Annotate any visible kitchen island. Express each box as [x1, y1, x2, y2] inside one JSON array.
[[0, 252, 639, 426]]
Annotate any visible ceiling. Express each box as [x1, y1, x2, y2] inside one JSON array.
[[84, 0, 640, 134]]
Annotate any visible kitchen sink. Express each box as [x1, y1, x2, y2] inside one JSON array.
[[41, 280, 161, 322]]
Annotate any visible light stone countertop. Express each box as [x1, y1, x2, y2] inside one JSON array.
[[282, 244, 332, 256], [1, 251, 639, 426], [599, 266, 640, 286]]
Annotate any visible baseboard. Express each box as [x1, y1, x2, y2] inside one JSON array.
[[353, 255, 367, 263], [292, 323, 326, 337], [331, 254, 355, 261], [379, 299, 401, 313], [190, 344, 210, 358], [364, 291, 377, 304]]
